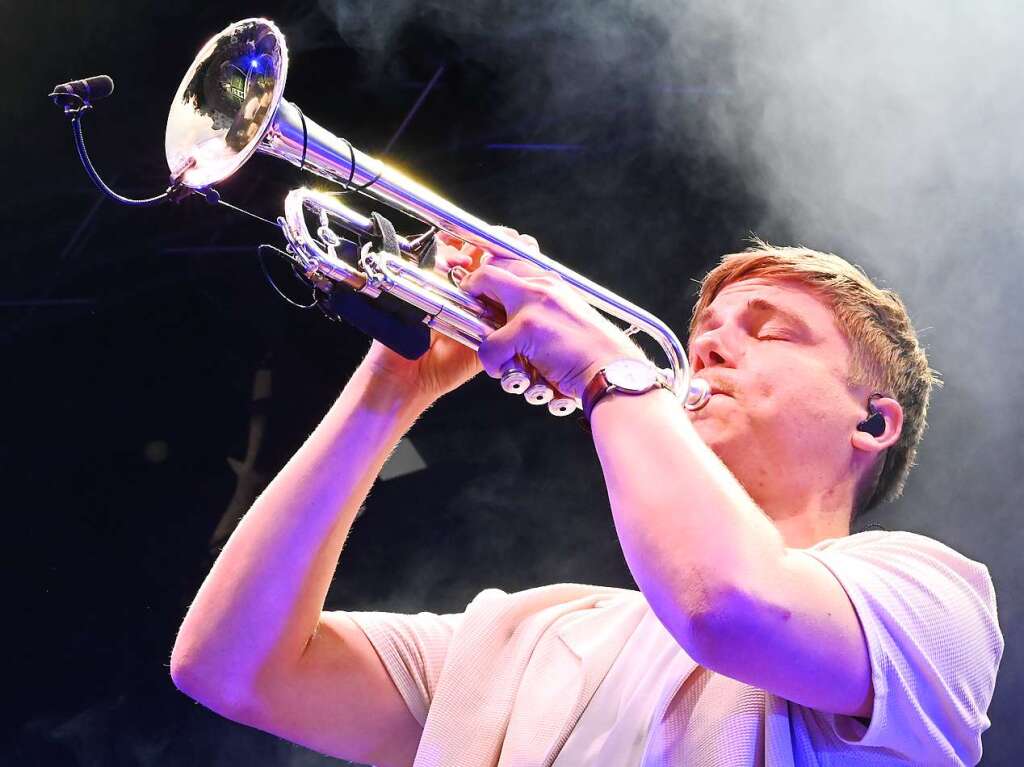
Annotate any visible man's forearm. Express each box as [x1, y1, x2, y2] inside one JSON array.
[[590, 389, 787, 648], [170, 363, 429, 707]]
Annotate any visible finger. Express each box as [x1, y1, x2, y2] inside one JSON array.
[[432, 236, 472, 271], [440, 229, 541, 273], [460, 263, 534, 315], [491, 225, 540, 255], [477, 321, 523, 379], [491, 225, 520, 242], [448, 251, 473, 267], [481, 254, 547, 280], [436, 231, 487, 266], [518, 233, 540, 253]]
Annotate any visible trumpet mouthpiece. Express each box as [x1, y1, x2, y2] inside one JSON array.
[[685, 377, 711, 411]]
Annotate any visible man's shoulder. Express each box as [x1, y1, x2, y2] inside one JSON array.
[[810, 529, 995, 589], [801, 531, 1003, 765], [814, 528, 980, 560], [813, 528, 946, 550]]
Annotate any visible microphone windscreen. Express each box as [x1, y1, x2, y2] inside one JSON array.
[[51, 75, 115, 105]]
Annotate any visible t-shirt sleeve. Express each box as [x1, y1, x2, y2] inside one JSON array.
[[345, 606, 464, 728], [802, 531, 1003, 765]]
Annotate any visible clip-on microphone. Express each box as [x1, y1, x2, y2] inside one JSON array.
[[49, 75, 115, 110], [48, 75, 205, 208]]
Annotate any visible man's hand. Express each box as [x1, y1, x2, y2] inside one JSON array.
[[459, 229, 643, 400], [359, 234, 486, 404]]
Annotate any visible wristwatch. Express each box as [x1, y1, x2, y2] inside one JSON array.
[[582, 359, 670, 422]]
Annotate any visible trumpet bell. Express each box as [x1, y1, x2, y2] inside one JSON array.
[[165, 18, 288, 188]]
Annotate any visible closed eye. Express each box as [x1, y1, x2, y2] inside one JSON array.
[[757, 326, 792, 341]]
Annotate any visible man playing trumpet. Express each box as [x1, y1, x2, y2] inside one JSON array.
[[170, 231, 1002, 766]]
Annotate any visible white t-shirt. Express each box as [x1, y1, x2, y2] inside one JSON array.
[[350, 530, 1003, 766], [551, 606, 693, 764], [553, 531, 1003, 766]]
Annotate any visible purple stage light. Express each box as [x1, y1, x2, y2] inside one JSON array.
[[484, 143, 584, 152]]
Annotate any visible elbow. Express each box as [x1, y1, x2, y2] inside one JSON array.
[[169, 652, 213, 704], [168, 633, 205, 696], [673, 579, 758, 669], [169, 621, 252, 711], [169, 649, 260, 718], [169, 656, 203, 699], [169, 644, 208, 698], [683, 601, 733, 669]]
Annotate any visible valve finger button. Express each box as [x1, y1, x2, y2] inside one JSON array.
[[524, 381, 554, 405], [547, 396, 577, 417], [500, 366, 531, 394]]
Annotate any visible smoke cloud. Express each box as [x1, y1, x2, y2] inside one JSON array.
[[656, 1, 1024, 544], [313, 0, 1024, 527], [310, 5, 1021, 752]]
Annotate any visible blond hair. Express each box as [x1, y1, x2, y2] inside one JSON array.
[[690, 239, 940, 514]]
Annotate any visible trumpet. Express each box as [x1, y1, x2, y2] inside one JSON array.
[[165, 18, 713, 415]]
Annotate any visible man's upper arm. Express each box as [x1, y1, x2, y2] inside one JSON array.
[[688, 542, 875, 717], [238, 608, 458, 767], [688, 532, 1003, 764]]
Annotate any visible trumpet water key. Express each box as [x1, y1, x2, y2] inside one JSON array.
[[54, 17, 712, 417]]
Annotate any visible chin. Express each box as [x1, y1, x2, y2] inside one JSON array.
[[691, 410, 751, 454], [689, 417, 731, 450]]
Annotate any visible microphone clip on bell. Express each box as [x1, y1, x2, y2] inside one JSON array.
[[49, 74, 175, 207]]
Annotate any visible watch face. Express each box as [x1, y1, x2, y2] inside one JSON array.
[[604, 359, 657, 392]]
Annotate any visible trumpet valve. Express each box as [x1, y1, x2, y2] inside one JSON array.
[[500, 366, 531, 394], [524, 381, 554, 405], [547, 395, 578, 417]]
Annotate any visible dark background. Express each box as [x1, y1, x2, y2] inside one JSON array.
[[4, 1, 1020, 764]]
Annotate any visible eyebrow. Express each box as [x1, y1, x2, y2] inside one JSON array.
[[694, 297, 815, 338]]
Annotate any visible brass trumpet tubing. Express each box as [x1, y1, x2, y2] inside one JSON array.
[[284, 191, 486, 322], [282, 188, 495, 346], [165, 17, 704, 409], [369, 251, 498, 346], [261, 102, 691, 399], [281, 191, 365, 289], [377, 254, 493, 321]]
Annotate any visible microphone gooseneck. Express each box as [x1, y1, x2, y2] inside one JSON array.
[[49, 75, 172, 207]]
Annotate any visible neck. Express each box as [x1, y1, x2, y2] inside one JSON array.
[[754, 480, 854, 548]]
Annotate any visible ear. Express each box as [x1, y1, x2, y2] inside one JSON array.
[[851, 396, 903, 455]]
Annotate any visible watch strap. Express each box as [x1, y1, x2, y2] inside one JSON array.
[[582, 369, 614, 422], [581, 363, 669, 422]]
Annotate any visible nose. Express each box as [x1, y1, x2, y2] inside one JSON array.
[[690, 328, 735, 373]]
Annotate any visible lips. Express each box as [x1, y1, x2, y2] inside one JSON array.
[[692, 376, 734, 398]]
